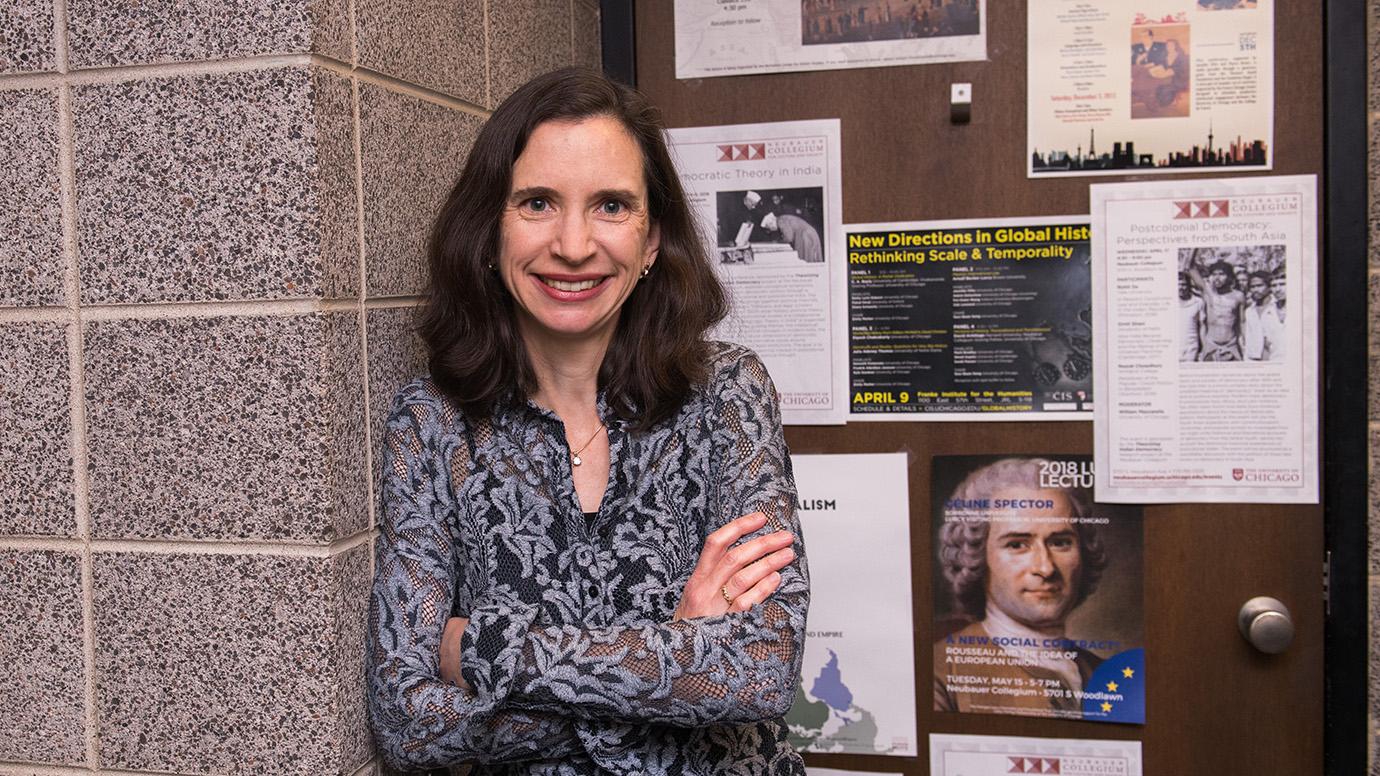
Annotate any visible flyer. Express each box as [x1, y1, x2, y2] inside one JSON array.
[[930, 733, 1143, 776], [847, 217, 1093, 420], [1091, 175, 1319, 503], [675, 0, 986, 79], [668, 120, 848, 425], [786, 453, 916, 756], [808, 770, 902, 776], [932, 455, 1145, 724], [1028, 0, 1273, 177]]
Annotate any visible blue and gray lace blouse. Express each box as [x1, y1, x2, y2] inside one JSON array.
[[367, 343, 810, 774]]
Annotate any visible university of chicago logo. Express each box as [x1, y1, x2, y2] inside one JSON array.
[[1173, 200, 1230, 219], [717, 143, 766, 161], [1233, 468, 1245, 481], [1009, 756, 1061, 773]]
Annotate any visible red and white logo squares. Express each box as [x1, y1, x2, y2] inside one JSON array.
[[1173, 199, 1231, 219], [716, 143, 767, 161], [1008, 756, 1062, 773]]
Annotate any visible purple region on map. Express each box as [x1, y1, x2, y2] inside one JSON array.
[[810, 648, 854, 711]]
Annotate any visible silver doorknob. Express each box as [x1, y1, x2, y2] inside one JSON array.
[[1237, 596, 1294, 654]]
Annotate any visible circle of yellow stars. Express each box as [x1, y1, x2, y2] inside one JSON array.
[[1098, 667, 1136, 714]]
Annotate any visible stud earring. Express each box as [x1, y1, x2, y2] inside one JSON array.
[[640, 264, 651, 279]]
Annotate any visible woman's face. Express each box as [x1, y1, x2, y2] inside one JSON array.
[[497, 115, 660, 354]]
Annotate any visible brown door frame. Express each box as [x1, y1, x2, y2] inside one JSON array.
[[600, 1, 1370, 770]]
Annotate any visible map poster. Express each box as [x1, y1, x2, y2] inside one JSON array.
[[931, 455, 1145, 724], [668, 120, 848, 425], [786, 453, 915, 756], [847, 217, 1093, 421], [675, 0, 986, 79], [930, 733, 1143, 776], [1028, 0, 1273, 178]]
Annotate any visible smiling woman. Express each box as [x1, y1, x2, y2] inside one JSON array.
[[366, 68, 811, 774], [497, 116, 660, 355]]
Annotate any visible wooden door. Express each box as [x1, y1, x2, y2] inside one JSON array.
[[633, 1, 1324, 773]]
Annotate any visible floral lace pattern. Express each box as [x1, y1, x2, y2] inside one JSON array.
[[368, 343, 809, 774]]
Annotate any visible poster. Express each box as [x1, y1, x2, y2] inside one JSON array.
[[1091, 175, 1318, 503], [930, 733, 1143, 776], [668, 120, 848, 425], [786, 453, 916, 755], [675, 0, 986, 79], [847, 217, 1093, 420], [931, 455, 1145, 724], [809, 770, 902, 776], [1028, 0, 1273, 177]]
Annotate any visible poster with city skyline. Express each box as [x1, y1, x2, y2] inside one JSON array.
[[1027, 0, 1273, 178]]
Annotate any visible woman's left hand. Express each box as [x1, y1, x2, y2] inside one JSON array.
[[440, 616, 471, 690]]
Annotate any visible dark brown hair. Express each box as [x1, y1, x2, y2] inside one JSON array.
[[420, 68, 728, 430]]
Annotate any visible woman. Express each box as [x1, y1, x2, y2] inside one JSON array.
[[367, 68, 810, 774]]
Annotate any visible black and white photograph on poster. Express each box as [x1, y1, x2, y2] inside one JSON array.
[[1178, 245, 1286, 362], [715, 188, 826, 265], [801, 0, 981, 45], [931, 455, 1145, 725], [668, 120, 848, 425], [675, 0, 986, 79], [847, 216, 1092, 421], [1091, 175, 1318, 504]]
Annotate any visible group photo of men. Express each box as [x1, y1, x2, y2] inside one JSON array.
[[1178, 245, 1287, 362]]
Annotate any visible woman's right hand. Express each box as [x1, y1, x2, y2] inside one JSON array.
[[672, 511, 796, 620]]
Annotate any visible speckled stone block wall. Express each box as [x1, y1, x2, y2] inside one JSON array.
[[0, 0, 600, 773]]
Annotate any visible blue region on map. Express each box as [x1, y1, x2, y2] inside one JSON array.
[[810, 648, 854, 711]]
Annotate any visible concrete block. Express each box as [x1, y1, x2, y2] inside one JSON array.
[[487, 0, 572, 106], [355, 0, 485, 104], [66, 0, 348, 68], [0, 321, 75, 537], [0, 89, 64, 307], [94, 546, 372, 773], [73, 67, 357, 304], [84, 313, 366, 542], [359, 83, 479, 297], [0, 550, 84, 764], [0, 0, 56, 73], [572, 0, 602, 72]]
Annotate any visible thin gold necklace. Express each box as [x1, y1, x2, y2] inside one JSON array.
[[571, 423, 606, 466]]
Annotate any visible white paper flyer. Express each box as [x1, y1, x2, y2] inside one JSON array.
[[1028, 0, 1273, 177], [676, 0, 986, 79], [930, 733, 1143, 776], [1091, 175, 1318, 503], [669, 120, 848, 424]]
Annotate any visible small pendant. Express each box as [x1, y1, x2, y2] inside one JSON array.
[[572, 455, 583, 466]]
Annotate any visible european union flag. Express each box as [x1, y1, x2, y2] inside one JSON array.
[[1081, 647, 1145, 724]]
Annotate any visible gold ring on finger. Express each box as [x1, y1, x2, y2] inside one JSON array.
[[721, 585, 735, 605]]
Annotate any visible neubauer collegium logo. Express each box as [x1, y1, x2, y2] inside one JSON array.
[[1174, 194, 1301, 219], [716, 137, 827, 162], [717, 143, 765, 161], [1173, 200, 1229, 219]]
